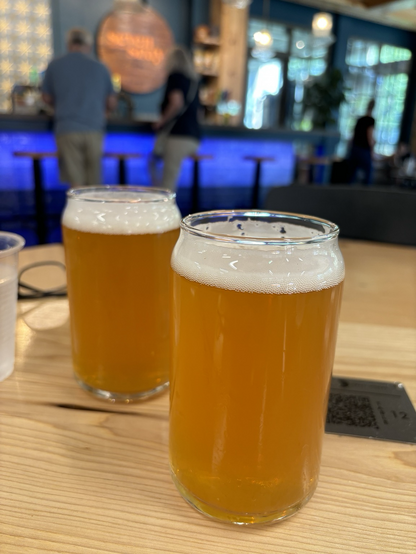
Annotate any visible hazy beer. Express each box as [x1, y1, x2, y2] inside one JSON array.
[[170, 211, 344, 524], [62, 187, 181, 401]]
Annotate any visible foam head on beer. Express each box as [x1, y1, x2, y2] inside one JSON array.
[[63, 189, 181, 235], [172, 216, 345, 294]]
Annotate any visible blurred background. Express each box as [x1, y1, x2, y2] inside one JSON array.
[[1, 0, 416, 245]]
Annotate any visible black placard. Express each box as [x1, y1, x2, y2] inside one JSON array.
[[326, 377, 416, 444]]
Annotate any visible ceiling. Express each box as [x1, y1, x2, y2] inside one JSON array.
[[289, 0, 416, 31]]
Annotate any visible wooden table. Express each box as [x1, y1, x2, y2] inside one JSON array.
[[1, 240, 415, 553]]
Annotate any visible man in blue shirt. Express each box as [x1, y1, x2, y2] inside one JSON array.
[[42, 28, 116, 187]]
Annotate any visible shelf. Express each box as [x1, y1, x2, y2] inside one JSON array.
[[194, 38, 221, 47], [198, 70, 219, 78]]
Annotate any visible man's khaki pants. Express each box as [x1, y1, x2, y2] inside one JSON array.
[[56, 132, 103, 187]]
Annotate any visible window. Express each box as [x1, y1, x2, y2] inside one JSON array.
[[338, 39, 411, 156], [287, 30, 330, 130], [244, 19, 331, 130]]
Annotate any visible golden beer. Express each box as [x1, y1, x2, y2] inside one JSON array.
[[62, 187, 181, 401], [170, 211, 344, 524]]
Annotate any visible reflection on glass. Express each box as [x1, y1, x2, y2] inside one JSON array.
[[338, 38, 411, 157]]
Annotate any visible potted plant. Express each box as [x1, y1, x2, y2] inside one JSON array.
[[303, 68, 346, 128]]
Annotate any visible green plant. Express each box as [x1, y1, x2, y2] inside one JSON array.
[[303, 68, 346, 128]]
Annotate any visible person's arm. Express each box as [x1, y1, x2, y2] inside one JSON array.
[[103, 66, 117, 115], [367, 125, 375, 150], [154, 90, 184, 130], [106, 94, 117, 113], [41, 64, 54, 106], [42, 92, 54, 106]]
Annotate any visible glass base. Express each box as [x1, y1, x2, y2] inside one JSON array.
[[171, 470, 315, 525], [75, 375, 169, 403]]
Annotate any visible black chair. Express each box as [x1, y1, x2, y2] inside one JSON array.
[[265, 185, 416, 246]]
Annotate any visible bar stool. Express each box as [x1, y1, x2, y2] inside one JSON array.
[[104, 153, 142, 185], [189, 154, 213, 213], [14, 151, 57, 244], [296, 156, 331, 184], [244, 156, 275, 209]]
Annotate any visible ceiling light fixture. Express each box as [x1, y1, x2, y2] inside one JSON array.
[[312, 12, 333, 37], [254, 30, 273, 48], [222, 0, 253, 9]]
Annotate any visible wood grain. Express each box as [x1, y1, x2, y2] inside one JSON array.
[[340, 239, 416, 328], [218, 4, 249, 126], [0, 239, 415, 553]]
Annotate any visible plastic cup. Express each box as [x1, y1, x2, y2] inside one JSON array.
[[0, 232, 25, 382]]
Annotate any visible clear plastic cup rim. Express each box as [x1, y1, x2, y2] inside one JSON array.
[[0, 232, 26, 258]]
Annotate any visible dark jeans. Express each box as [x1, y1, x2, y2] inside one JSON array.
[[348, 146, 373, 185]]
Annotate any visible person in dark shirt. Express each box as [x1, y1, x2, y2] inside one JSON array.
[[348, 99, 376, 185], [151, 46, 200, 191]]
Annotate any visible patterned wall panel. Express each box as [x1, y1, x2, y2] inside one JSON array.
[[0, 0, 52, 111]]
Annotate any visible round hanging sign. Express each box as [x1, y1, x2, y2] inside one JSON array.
[[97, 6, 174, 94]]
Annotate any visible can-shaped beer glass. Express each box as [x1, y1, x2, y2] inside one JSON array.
[[170, 211, 344, 524], [62, 186, 181, 401]]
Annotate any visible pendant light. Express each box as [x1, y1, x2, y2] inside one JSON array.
[[253, 0, 273, 58]]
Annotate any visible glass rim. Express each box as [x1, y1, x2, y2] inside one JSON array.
[[66, 186, 176, 203], [181, 210, 340, 246], [0, 231, 25, 258]]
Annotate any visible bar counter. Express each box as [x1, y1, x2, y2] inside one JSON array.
[[0, 239, 415, 553], [0, 112, 340, 244], [0, 112, 341, 143]]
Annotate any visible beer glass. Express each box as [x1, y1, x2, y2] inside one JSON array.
[[62, 186, 181, 401], [170, 210, 344, 524]]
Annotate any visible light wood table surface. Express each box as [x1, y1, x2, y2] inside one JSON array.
[[0, 240, 415, 553]]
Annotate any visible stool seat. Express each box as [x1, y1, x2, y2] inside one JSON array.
[[189, 154, 213, 161], [104, 153, 142, 160], [244, 156, 275, 163], [104, 152, 142, 185], [296, 156, 333, 185], [14, 152, 57, 160], [297, 156, 331, 166]]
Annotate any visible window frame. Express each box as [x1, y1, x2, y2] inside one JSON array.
[[339, 36, 412, 157], [244, 17, 332, 129]]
